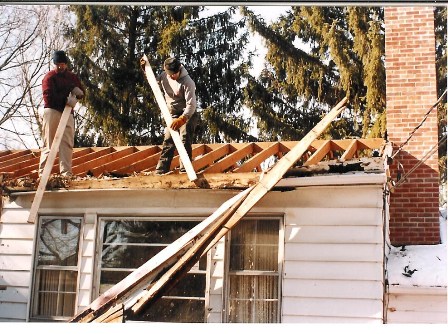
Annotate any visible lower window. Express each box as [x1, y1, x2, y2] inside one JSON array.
[[31, 216, 82, 320], [225, 218, 283, 323], [97, 218, 207, 323]]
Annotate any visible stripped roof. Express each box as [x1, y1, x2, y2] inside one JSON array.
[[0, 138, 387, 192]]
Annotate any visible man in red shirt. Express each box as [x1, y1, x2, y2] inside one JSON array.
[[39, 50, 84, 177]]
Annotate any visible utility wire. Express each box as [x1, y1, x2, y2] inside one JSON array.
[[391, 88, 447, 160], [392, 133, 447, 189], [389, 88, 447, 189]]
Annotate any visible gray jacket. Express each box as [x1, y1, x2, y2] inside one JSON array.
[[158, 65, 196, 119]]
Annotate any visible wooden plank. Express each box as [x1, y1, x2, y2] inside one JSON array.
[[0, 150, 32, 166], [203, 143, 254, 173], [192, 144, 231, 171], [303, 140, 331, 166], [142, 54, 197, 181], [340, 139, 358, 160], [73, 146, 136, 177], [114, 147, 161, 174], [71, 147, 113, 171], [27, 103, 74, 224], [234, 142, 280, 173]]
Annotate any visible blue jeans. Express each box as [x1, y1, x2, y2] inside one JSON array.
[[155, 112, 199, 174]]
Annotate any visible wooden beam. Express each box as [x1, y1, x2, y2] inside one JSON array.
[[142, 55, 197, 181], [203, 143, 254, 173], [234, 142, 280, 173], [73, 147, 136, 177], [27, 104, 75, 224], [340, 139, 358, 161], [89, 146, 157, 176], [191, 144, 232, 171], [303, 140, 331, 166]]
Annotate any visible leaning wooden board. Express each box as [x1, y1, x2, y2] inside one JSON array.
[[27, 103, 75, 224], [141, 54, 197, 181]]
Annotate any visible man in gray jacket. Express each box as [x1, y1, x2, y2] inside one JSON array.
[[155, 57, 198, 175]]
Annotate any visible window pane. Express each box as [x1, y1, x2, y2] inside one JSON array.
[[166, 272, 206, 297], [128, 298, 205, 323], [227, 218, 281, 323], [38, 218, 81, 266], [101, 244, 165, 268], [102, 220, 198, 244], [99, 218, 207, 323], [36, 269, 77, 317]]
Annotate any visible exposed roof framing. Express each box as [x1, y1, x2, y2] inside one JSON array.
[[0, 138, 385, 182]]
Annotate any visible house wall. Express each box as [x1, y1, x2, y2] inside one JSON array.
[[1, 174, 386, 323], [385, 6, 440, 245], [386, 287, 447, 323]]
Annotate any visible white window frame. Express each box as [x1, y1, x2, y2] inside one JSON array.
[[95, 216, 211, 323], [30, 215, 83, 321]]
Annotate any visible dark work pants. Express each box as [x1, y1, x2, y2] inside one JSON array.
[[155, 112, 199, 174]]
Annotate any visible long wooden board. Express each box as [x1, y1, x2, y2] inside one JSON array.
[[141, 55, 197, 181], [27, 103, 74, 224]]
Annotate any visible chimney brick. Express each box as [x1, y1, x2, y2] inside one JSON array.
[[385, 7, 440, 245]]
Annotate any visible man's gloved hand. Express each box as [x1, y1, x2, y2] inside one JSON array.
[[170, 115, 187, 131], [72, 87, 84, 99], [140, 57, 146, 71], [66, 93, 78, 108]]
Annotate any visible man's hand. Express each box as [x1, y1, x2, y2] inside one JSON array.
[[140, 57, 146, 71], [66, 93, 78, 108], [170, 115, 187, 130], [72, 87, 84, 99]]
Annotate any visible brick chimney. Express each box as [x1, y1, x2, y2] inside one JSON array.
[[385, 7, 440, 245]]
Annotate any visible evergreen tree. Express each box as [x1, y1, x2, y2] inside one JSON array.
[[65, 5, 253, 146], [241, 6, 385, 141]]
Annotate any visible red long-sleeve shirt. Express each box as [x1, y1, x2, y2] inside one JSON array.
[[42, 69, 84, 112]]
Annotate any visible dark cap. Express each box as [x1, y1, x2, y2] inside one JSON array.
[[52, 50, 68, 64], [164, 57, 181, 75]]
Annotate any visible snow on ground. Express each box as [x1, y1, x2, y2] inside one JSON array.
[[387, 207, 447, 288]]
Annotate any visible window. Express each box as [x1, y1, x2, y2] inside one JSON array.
[[97, 218, 207, 323], [225, 218, 283, 323], [31, 216, 82, 320]]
